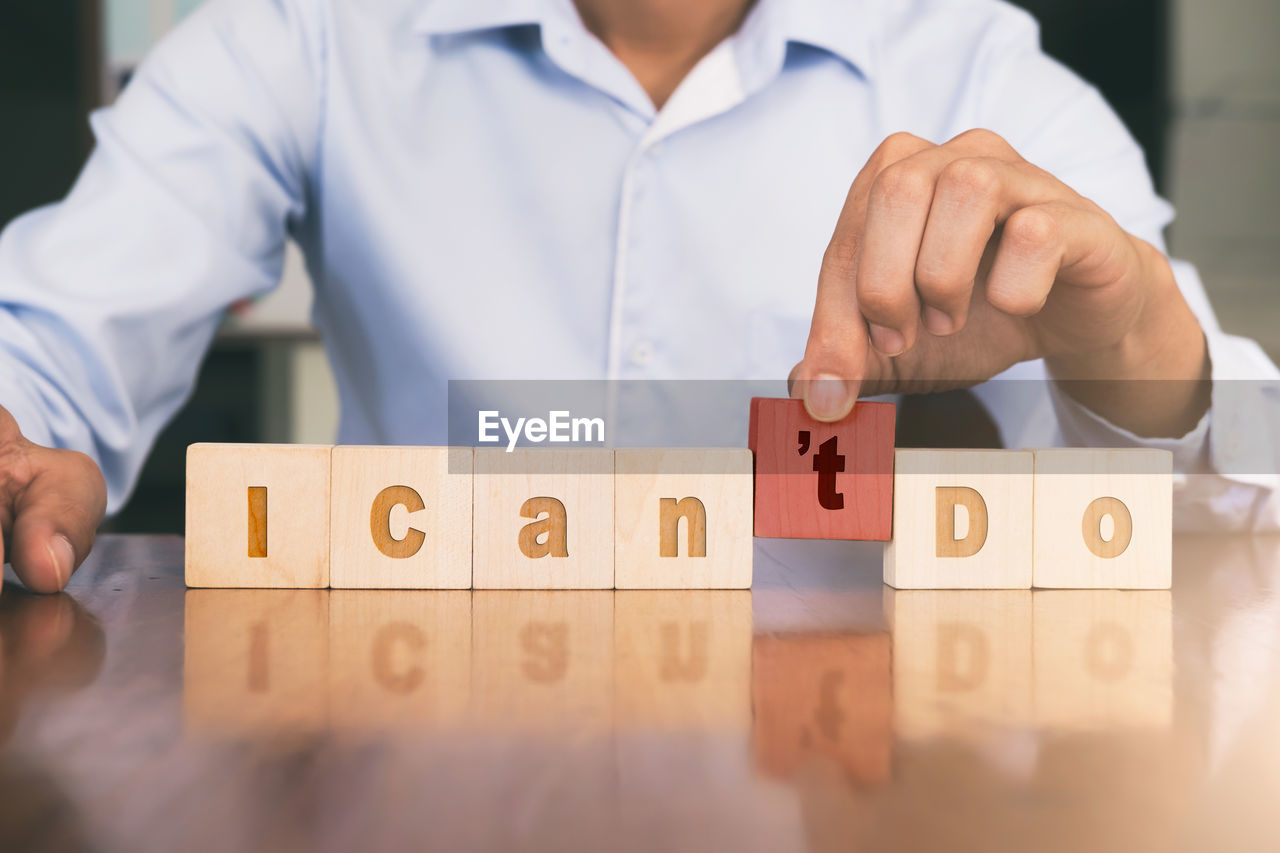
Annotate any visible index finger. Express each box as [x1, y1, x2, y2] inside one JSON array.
[[793, 133, 934, 420]]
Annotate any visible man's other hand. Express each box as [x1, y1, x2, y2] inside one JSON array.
[[0, 408, 106, 593]]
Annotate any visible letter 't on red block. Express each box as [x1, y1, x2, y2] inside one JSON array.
[[748, 398, 895, 540]]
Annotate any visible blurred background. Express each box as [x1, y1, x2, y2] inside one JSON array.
[[0, 0, 1277, 533]]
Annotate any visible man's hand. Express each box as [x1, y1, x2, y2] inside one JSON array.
[[0, 408, 106, 593], [792, 129, 1210, 437]]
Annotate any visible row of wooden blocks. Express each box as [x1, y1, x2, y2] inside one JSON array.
[[185, 399, 1172, 590]]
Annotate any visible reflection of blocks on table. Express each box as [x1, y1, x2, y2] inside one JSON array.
[[614, 449, 754, 589], [185, 443, 332, 588], [749, 398, 896, 540], [328, 591, 472, 731], [1032, 590, 1173, 730], [1032, 449, 1172, 589], [886, 589, 1033, 738], [473, 449, 615, 589], [614, 591, 752, 730], [470, 591, 614, 731], [183, 589, 329, 733], [884, 450, 1034, 589], [752, 631, 893, 786], [330, 446, 473, 589]]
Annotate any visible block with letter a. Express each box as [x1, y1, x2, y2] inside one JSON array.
[[884, 449, 1033, 589], [1032, 449, 1172, 589], [185, 443, 332, 588], [749, 398, 896, 540], [614, 448, 754, 589], [330, 446, 473, 589], [472, 449, 614, 589]]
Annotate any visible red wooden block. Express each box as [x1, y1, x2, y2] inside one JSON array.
[[748, 398, 895, 540]]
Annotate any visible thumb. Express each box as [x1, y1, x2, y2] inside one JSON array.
[[7, 448, 106, 594]]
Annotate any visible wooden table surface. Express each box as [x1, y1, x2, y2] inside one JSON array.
[[2, 533, 1279, 852]]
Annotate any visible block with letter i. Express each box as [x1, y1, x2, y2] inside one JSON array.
[[614, 449, 754, 589], [884, 449, 1033, 589], [1032, 449, 1172, 589], [330, 446, 473, 589], [472, 449, 614, 589], [749, 398, 895, 540], [185, 443, 331, 588]]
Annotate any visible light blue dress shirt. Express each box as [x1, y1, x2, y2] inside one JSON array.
[[0, 0, 1277, 526]]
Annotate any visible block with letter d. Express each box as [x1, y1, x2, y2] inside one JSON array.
[[884, 449, 1033, 589]]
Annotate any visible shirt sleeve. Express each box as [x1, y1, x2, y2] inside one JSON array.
[[962, 6, 1280, 531], [0, 0, 323, 512]]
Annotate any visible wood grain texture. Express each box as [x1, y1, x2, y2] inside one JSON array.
[[330, 446, 473, 589], [328, 590, 472, 730], [886, 589, 1034, 739], [17, 534, 1280, 850], [183, 589, 329, 733], [614, 449, 753, 589], [751, 631, 893, 786], [185, 443, 331, 588], [613, 590, 752, 729], [884, 450, 1034, 589], [472, 449, 615, 589], [470, 591, 614, 731], [749, 398, 895, 540], [1032, 591, 1173, 731], [1032, 449, 1173, 589]]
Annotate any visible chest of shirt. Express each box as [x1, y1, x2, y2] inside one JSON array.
[[305, 27, 904, 382]]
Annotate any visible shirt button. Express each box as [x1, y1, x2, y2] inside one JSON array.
[[630, 342, 654, 366]]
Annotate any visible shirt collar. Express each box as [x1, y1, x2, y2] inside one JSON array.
[[780, 0, 874, 78], [411, 0, 570, 36], [412, 0, 874, 79]]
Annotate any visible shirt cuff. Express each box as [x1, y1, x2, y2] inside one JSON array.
[[1046, 330, 1279, 490]]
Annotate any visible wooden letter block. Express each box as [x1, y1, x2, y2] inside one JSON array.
[[749, 398, 895, 540], [886, 589, 1033, 739], [472, 449, 614, 589], [1032, 449, 1172, 589], [186, 443, 331, 588], [614, 449, 753, 589], [183, 589, 329, 733], [1032, 590, 1172, 730], [613, 591, 752, 730], [884, 450, 1033, 589], [330, 446, 473, 589], [328, 591, 472, 731]]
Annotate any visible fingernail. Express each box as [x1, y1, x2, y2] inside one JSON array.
[[869, 324, 905, 356], [805, 373, 854, 421], [922, 306, 954, 336], [49, 535, 75, 590]]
